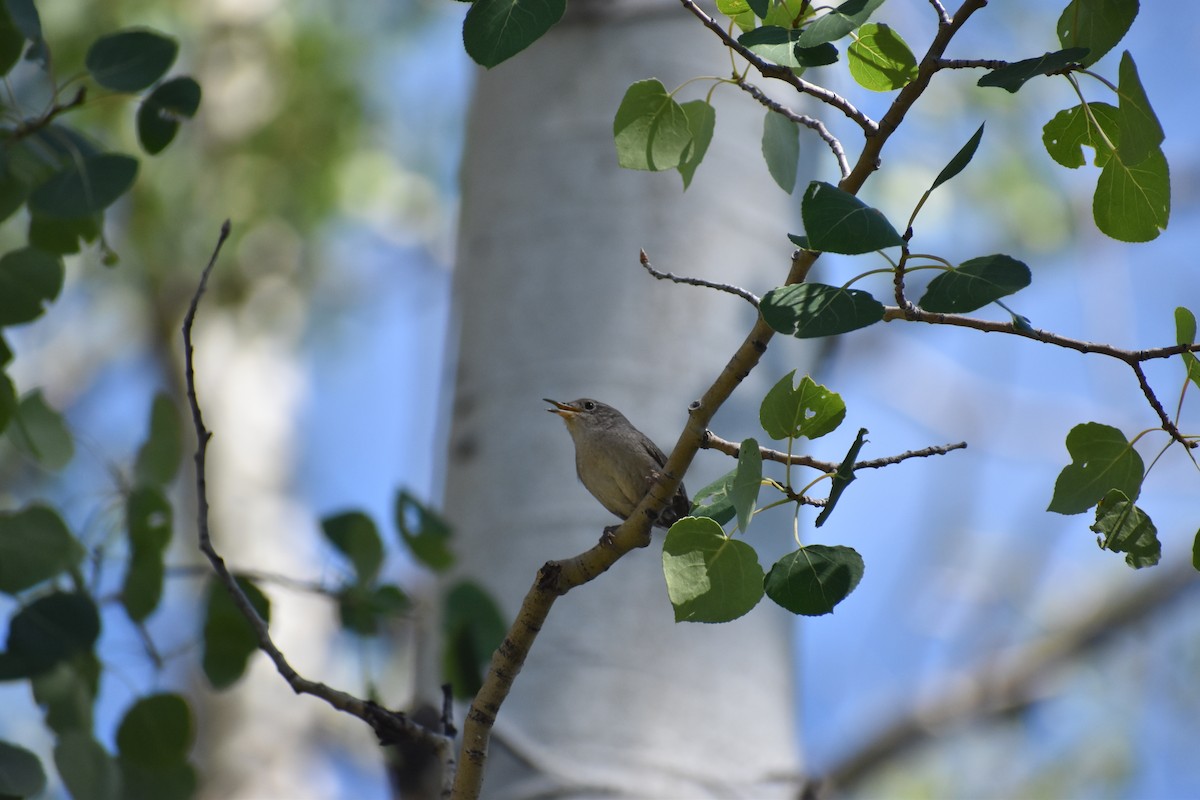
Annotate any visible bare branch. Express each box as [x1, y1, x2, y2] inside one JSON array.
[[734, 78, 852, 180], [640, 249, 760, 307], [935, 57, 1009, 70], [182, 222, 455, 795], [928, 0, 953, 26], [703, 431, 967, 472], [677, 0, 878, 133]]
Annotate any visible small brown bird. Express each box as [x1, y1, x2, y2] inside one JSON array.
[[545, 398, 690, 532]]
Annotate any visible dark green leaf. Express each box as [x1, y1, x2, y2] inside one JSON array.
[[116, 759, 196, 800], [662, 516, 764, 623], [0, 504, 84, 594], [762, 110, 799, 194], [1057, 0, 1139, 67], [137, 77, 201, 155], [1093, 145, 1168, 242], [689, 468, 737, 526], [977, 48, 1089, 93], [761, 282, 885, 338], [337, 583, 409, 636], [1193, 529, 1200, 572], [462, 0, 566, 68], [747, 0, 769, 17], [760, 370, 846, 441], [0, 247, 64, 325], [1048, 422, 1144, 514], [5, 0, 41, 42], [28, 213, 101, 255], [394, 489, 454, 572], [764, 544, 864, 615], [85, 29, 177, 92], [847, 23, 918, 91], [0, 740, 46, 797], [5, 592, 100, 677], [1174, 307, 1200, 390], [613, 79, 693, 172], [814, 427, 868, 527], [797, 0, 886, 47], [442, 581, 506, 699], [918, 254, 1031, 313], [8, 390, 74, 470], [122, 487, 172, 622], [1042, 102, 1120, 168], [1115, 51, 1162, 166], [29, 153, 138, 219], [321, 510, 384, 584], [731, 438, 762, 534], [678, 100, 715, 189], [134, 393, 181, 486], [931, 122, 985, 191], [1091, 489, 1159, 568], [116, 694, 192, 767], [202, 575, 269, 690], [0, 372, 13, 436], [801, 181, 903, 254], [55, 732, 120, 800], [31, 654, 100, 735], [0, 4, 23, 76]]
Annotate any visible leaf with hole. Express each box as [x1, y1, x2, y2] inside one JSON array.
[[1048, 422, 1144, 515], [1057, 0, 1138, 68], [138, 77, 201, 155], [1043, 103, 1120, 168], [760, 370, 846, 441]]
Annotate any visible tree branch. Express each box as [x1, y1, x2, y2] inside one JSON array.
[[639, 249, 760, 308], [182, 222, 455, 796], [734, 77, 852, 180], [703, 431, 967, 473]]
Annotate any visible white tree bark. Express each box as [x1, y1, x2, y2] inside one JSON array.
[[439, 2, 814, 796]]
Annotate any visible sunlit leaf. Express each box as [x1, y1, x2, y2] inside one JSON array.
[[847, 23, 917, 91], [1091, 489, 1159, 568], [760, 370, 846, 440], [662, 516, 764, 623], [1048, 422, 1144, 514], [614, 80, 693, 172], [761, 282, 885, 338], [1058, 0, 1139, 67]]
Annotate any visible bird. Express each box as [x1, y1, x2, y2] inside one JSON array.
[[544, 398, 690, 536]]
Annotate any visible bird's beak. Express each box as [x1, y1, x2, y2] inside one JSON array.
[[544, 398, 578, 418]]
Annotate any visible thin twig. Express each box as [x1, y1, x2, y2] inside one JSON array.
[[703, 431, 967, 473], [677, 0, 878, 133], [10, 86, 87, 141], [182, 221, 455, 795], [935, 57, 1009, 70], [734, 78, 852, 179], [928, 0, 952, 26], [640, 249, 760, 307]]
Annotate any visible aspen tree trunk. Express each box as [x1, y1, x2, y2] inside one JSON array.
[[439, 2, 813, 795]]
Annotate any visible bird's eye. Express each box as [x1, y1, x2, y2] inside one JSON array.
[[582, 401, 596, 411]]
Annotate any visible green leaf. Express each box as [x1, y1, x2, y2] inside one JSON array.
[[337, 583, 409, 637], [1048, 422, 1144, 514], [847, 23, 917, 91], [55, 732, 120, 800], [814, 427, 868, 527], [613, 79, 693, 172], [122, 487, 172, 622], [1093, 145, 1169, 242], [116, 759, 196, 800], [977, 48, 1089, 93], [394, 489, 454, 572], [918, 254, 1031, 313], [761, 282, 885, 338], [662, 516, 764, 623], [134, 393, 181, 487], [1090, 489, 1159, 569], [1173, 307, 1200, 390], [764, 545, 864, 615], [116, 694, 193, 767], [0, 740, 46, 798], [85, 29, 178, 92], [28, 213, 101, 255], [797, 0, 886, 47], [31, 655, 99, 736], [689, 468, 737, 526], [760, 370, 846, 441], [739, 26, 805, 69], [0, 372, 14, 436], [8, 390, 74, 470], [731, 438, 762, 534], [0, 504, 85, 595], [28, 153, 138, 219], [442, 580, 507, 699], [321, 510, 384, 584], [5, 592, 101, 677], [0, 247, 64, 325], [931, 122, 985, 191], [1115, 51, 1162, 166], [462, 0, 566, 68], [202, 575, 269, 690], [1193, 529, 1200, 572], [1057, 0, 1139, 68], [677, 100, 715, 189], [0, 4, 24, 77], [746, 0, 769, 18], [761, 110, 799, 194], [1042, 102, 1120, 168], [137, 76, 201, 155], [801, 181, 903, 254]]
